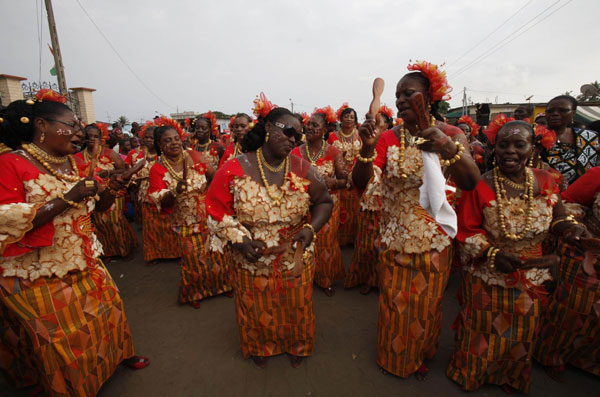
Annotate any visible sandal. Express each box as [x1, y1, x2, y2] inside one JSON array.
[[123, 356, 150, 370], [288, 354, 304, 368], [190, 301, 201, 309], [323, 286, 335, 297], [251, 356, 266, 369], [415, 363, 428, 381]]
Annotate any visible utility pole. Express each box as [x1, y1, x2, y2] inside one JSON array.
[[44, 0, 68, 95], [289, 98, 294, 113], [462, 87, 467, 116]]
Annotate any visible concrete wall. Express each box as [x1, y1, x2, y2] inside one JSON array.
[[0, 74, 26, 106]]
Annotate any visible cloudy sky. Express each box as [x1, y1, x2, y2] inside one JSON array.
[[2, 0, 599, 123]]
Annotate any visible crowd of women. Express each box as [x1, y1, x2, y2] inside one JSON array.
[[1, 60, 599, 396]]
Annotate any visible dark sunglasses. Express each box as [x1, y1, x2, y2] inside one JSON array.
[[271, 121, 299, 138]]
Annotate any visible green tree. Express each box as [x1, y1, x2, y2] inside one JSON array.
[[437, 101, 450, 114], [576, 81, 600, 102], [116, 115, 130, 127]]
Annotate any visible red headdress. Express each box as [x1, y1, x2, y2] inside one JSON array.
[[184, 118, 191, 128], [535, 124, 557, 150], [378, 105, 394, 120], [336, 102, 349, 122], [252, 92, 277, 119], [34, 88, 68, 104], [457, 115, 480, 136], [312, 106, 337, 124], [138, 120, 154, 139], [229, 115, 236, 128], [201, 111, 219, 136], [300, 112, 310, 126], [154, 116, 186, 139], [94, 122, 110, 141], [406, 60, 452, 102], [394, 117, 404, 127], [483, 114, 515, 145]]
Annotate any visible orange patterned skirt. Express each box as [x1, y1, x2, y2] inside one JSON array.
[[377, 247, 451, 377], [313, 199, 344, 289], [92, 196, 138, 258], [534, 242, 600, 376], [175, 224, 232, 304], [345, 209, 380, 289], [447, 271, 542, 393], [141, 202, 180, 262], [233, 257, 315, 358], [337, 188, 359, 246], [0, 264, 134, 396]]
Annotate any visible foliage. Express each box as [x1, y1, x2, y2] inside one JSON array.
[[437, 101, 450, 114], [116, 115, 130, 127], [576, 81, 600, 102]]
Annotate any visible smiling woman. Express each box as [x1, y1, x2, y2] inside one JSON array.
[[0, 91, 148, 396], [206, 96, 333, 369]]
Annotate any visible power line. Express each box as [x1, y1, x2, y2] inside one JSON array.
[[453, 0, 573, 78], [73, 0, 175, 109], [447, 0, 533, 69], [467, 88, 555, 98], [451, 0, 563, 78]]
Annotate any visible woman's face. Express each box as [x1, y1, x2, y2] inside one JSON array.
[[457, 123, 472, 136], [143, 129, 155, 148], [232, 117, 250, 140], [159, 128, 183, 157], [546, 98, 575, 129], [194, 119, 211, 141], [304, 115, 326, 143], [41, 110, 83, 155], [395, 75, 428, 123], [535, 116, 547, 127], [495, 125, 533, 175], [513, 106, 530, 120], [86, 127, 101, 148], [340, 110, 356, 129], [265, 114, 302, 159]]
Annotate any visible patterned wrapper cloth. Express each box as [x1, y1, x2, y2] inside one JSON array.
[[377, 247, 452, 377], [91, 196, 138, 257], [0, 265, 134, 396], [313, 196, 344, 289], [534, 241, 600, 376], [345, 209, 380, 289], [337, 188, 359, 246], [141, 202, 180, 262]]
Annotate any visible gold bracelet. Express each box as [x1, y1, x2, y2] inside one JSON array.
[[439, 141, 465, 167], [56, 192, 83, 209], [356, 148, 377, 163], [550, 215, 576, 231], [488, 248, 499, 270], [170, 185, 178, 198], [302, 223, 316, 241]]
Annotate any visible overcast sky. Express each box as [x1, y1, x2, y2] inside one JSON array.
[[2, 0, 599, 123]]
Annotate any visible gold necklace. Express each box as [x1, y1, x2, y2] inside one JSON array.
[[397, 125, 409, 179], [144, 151, 157, 163], [258, 147, 286, 173], [256, 148, 289, 206], [161, 153, 186, 182], [195, 141, 211, 151], [22, 143, 80, 183], [339, 127, 356, 140], [498, 171, 526, 190], [28, 143, 68, 164], [233, 142, 241, 156], [0, 142, 11, 154], [83, 147, 101, 163], [304, 140, 325, 164], [493, 167, 534, 241]]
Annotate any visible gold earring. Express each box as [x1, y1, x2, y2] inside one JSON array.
[[265, 132, 270, 142], [528, 154, 534, 167], [40, 132, 45, 143], [493, 157, 497, 167]]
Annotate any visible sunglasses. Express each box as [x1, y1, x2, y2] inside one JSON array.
[[271, 121, 300, 138], [45, 118, 82, 132]]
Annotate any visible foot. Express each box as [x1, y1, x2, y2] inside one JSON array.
[[415, 363, 428, 381], [379, 367, 389, 376], [501, 384, 518, 394], [251, 356, 266, 369], [289, 354, 304, 368], [545, 365, 566, 383], [323, 286, 335, 297], [123, 356, 150, 370], [190, 301, 201, 309], [359, 284, 372, 295], [225, 291, 234, 298]]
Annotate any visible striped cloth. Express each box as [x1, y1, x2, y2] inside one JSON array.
[[377, 247, 452, 377], [175, 224, 232, 304], [233, 256, 315, 358], [345, 209, 380, 289], [0, 263, 134, 396], [141, 202, 180, 262], [534, 241, 600, 376], [447, 271, 541, 393], [313, 198, 345, 289], [91, 196, 138, 258], [337, 188, 360, 246]]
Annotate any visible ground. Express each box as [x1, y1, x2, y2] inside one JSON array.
[[2, 236, 599, 396]]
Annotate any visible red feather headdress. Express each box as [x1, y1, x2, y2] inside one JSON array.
[[312, 106, 337, 124], [483, 114, 515, 145], [154, 116, 186, 139], [252, 92, 277, 119], [457, 115, 480, 136], [394, 117, 404, 127], [228, 115, 236, 128], [94, 122, 110, 141], [378, 105, 394, 120], [406, 60, 452, 102], [138, 120, 154, 139], [300, 112, 310, 126], [535, 124, 557, 150], [201, 111, 219, 136], [335, 102, 349, 122], [35, 88, 68, 104]]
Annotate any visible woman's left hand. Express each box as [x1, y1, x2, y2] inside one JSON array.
[[416, 127, 457, 159], [292, 227, 314, 250], [563, 224, 589, 246]]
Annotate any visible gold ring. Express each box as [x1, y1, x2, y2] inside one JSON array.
[[85, 180, 95, 188]]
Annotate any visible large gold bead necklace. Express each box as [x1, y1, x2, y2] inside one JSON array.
[[22, 143, 80, 183], [257, 147, 289, 206], [493, 166, 534, 241]]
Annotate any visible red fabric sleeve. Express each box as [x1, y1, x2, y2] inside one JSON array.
[[0, 154, 54, 256], [561, 166, 600, 206], [291, 146, 302, 159], [124, 149, 138, 166], [327, 133, 339, 144], [206, 158, 244, 221], [219, 143, 235, 168], [456, 179, 494, 245], [148, 162, 172, 215], [325, 144, 341, 159], [373, 129, 397, 171]]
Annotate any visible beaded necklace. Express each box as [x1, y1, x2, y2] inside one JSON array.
[[258, 147, 286, 173], [256, 147, 289, 206], [83, 146, 101, 163], [161, 152, 186, 182], [194, 140, 211, 152], [304, 140, 325, 164], [22, 143, 80, 183], [493, 167, 534, 241], [27, 143, 68, 164]]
